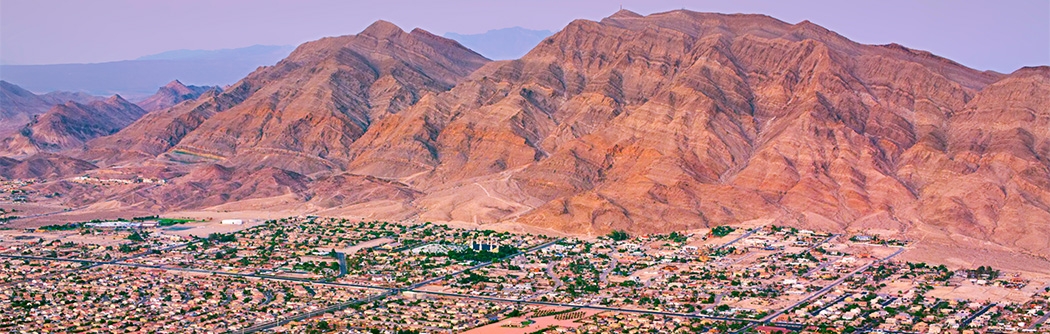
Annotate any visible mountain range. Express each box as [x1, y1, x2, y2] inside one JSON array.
[[0, 45, 293, 98], [445, 27, 553, 60], [0, 81, 101, 136], [0, 80, 219, 157], [2, 10, 1048, 264]]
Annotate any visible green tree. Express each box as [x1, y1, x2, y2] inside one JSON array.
[[608, 230, 630, 241]]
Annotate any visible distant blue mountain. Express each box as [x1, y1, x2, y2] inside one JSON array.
[[0, 45, 294, 98], [445, 27, 553, 60], [136, 45, 295, 61]]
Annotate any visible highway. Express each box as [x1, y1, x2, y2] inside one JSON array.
[[0, 240, 195, 287], [403, 289, 760, 324], [0, 254, 98, 264]]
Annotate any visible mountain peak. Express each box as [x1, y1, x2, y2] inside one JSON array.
[[157, 79, 196, 96], [360, 20, 404, 38], [609, 8, 643, 18], [792, 19, 832, 33], [134, 81, 218, 112], [106, 94, 128, 104], [163, 80, 187, 89], [1010, 65, 1050, 78]]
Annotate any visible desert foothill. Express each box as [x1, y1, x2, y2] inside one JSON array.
[[0, 1, 1048, 333]]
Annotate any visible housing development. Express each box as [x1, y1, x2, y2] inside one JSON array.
[[1, 217, 1048, 333]]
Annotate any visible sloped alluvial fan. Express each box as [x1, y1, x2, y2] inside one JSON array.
[[1, 95, 147, 156], [60, 11, 1049, 256], [0, 153, 97, 180]]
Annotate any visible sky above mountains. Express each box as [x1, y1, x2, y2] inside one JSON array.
[[1, 0, 1047, 73]]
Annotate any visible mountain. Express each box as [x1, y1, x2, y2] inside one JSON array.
[[445, 27, 553, 60], [135, 80, 220, 112], [85, 20, 489, 173], [1, 95, 148, 156], [341, 10, 1008, 236], [0, 80, 101, 137], [23, 11, 1050, 261], [0, 45, 294, 98], [136, 45, 295, 61]]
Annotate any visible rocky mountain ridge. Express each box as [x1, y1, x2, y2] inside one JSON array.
[[4, 10, 1048, 260], [1, 95, 148, 156]]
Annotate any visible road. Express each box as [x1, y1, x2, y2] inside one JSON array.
[[702, 292, 727, 311], [7, 207, 79, 222], [261, 289, 274, 306], [405, 289, 760, 324], [879, 296, 897, 307], [715, 228, 758, 250], [808, 293, 851, 316], [960, 302, 996, 328], [0, 240, 194, 287], [0, 254, 97, 264], [734, 247, 907, 333], [1029, 309, 1050, 330], [796, 234, 839, 277], [234, 290, 395, 334], [0, 253, 391, 292], [856, 329, 919, 334], [804, 256, 841, 278], [8, 184, 163, 222], [718, 252, 754, 269], [335, 252, 347, 277], [807, 234, 838, 252], [599, 255, 618, 284], [546, 260, 564, 290]]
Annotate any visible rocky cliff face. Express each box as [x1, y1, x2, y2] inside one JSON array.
[[24, 11, 1050, 257]]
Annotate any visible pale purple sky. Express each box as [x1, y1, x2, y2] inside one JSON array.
[[1, 0, 1047, 73]]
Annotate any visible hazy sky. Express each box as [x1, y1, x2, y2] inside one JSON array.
[[1, 0, 1047, 73]]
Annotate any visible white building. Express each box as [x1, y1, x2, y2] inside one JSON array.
[[221, 219, 244, 225]]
